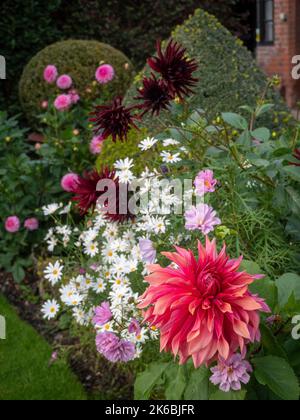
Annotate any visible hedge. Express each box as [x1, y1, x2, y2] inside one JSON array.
[[125, 8, 288, 132], [19, 40, 134, 122]]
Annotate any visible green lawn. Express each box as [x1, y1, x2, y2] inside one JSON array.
[[0, 295, 87, 400]]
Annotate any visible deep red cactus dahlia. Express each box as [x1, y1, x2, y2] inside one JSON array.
[[90, 97, 139, 143], [147, 40, 198, 99], [136, 74, 173, 116]]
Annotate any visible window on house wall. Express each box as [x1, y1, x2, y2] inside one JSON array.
[[257, 0, 274, 44]]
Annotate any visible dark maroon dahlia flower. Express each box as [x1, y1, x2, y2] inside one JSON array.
[[72, 168, 135, 223], [291, 148, 300, 166], [136, 74, 173, 116], [90, 97, 139, 142], [147, 40, 198, 99]]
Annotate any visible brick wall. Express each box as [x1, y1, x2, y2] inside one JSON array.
[[257, 0, 300, 108]]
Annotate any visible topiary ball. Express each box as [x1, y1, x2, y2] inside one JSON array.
[[19, 40, 135, 122]]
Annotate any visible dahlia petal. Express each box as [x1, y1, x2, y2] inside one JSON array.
[[217, 336, 230, 360], [234, 296, 264, 311], [233, 318, 251, 340]]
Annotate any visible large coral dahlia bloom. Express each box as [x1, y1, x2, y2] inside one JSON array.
[[139, 238, 270, 368]]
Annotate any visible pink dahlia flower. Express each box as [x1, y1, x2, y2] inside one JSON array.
[[89, 135, 105, 155], [24, 218, 39, 231], [194, 169, 218, 196], [43, 65, 58, 84], [95, 64, 115, 84], [185, 203, 221, 234], [5, 216, 20, 233], [93, 302, 112, 326], [210, 354, 252, 392], [69, 89, 80, 104], [96, 332, 135, 363], [56, 74, 73, 90], [54, 94, 72, 111], [61, 173, 80, 193], [139, 237, 270, 368]]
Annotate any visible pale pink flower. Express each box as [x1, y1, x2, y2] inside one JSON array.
[[93, 302, 112, 326], [128, 319, 141, 337], [194, 169, 218, 196], [69, 89, 80, 104], [96, 332, 135, 363], [61, 173, 80, 192], [41, 101, 48, 109], [54, 94, 72, 111], [210, 354, 252, 392], [95, 64, 115, 84], [139, 239, 157, 264], [185, 203, 221, 235], [57, 74, 73, 90], [24, 218, 39, 231], [89, 135, 105, 155], [43, 65, 58, 84], [5, 216, 20, 233]]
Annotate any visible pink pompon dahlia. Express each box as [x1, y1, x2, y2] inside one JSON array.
[[90, 135, 105, 155], [138, 237, 270, 368], [24, 218, 39, 231], [95, 64, 115, 84], [44, 65, 58, 84], [5, 216, 20, 233], [56, 74, 73, 90], [54, 94, 72, 111], [61, 173, 80, 193]]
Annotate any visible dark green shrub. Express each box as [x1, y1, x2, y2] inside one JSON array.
[[19, 40, 134, 122], [126, 8, 288, 132]]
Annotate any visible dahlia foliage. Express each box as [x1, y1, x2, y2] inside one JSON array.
[[39, 40, 300, 400]]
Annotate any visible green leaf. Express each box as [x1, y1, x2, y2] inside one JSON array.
[[222, 113, 248, 130], [256, 103, 275, 118], [165, 366, 187, 400], [286, 186, 300, 215], [240, 260, 277, 309], [260, 324, 288, 359], [10, 263, 26, 283], [209, 390, 246, 400], [276, 273, 300, 308], [251, 127, 271, 143], [184, 366, 210, 400], [134, 363, 170, 400], [253, 356, 299, 400], [283, 166, 300, 183]]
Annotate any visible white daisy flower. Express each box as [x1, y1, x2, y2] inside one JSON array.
[[161, 151, 182, 164], [114, 158, 134, 171], [47, 237, 58, 252], [116, 169, 135, 184], [44, 261, 64, 286], [64, 292, 84, 307], [41, 300, 60, 320], [42, 203, 63, 216], [162, 138, 180, 147], [92, 279, 107, 294], [84, 242, 99, 257], [139, 137, 158, 151]]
